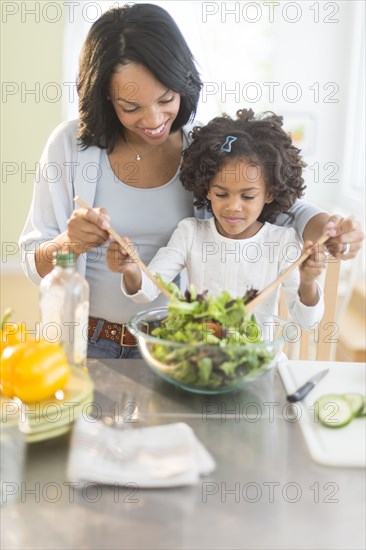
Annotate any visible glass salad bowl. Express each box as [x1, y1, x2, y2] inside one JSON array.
[[128, 306, 290, 395]]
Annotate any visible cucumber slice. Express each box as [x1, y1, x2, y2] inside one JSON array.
[[315, 394, 353, 428], [343, 393, 365, 417], [357, 397, 366, 417]]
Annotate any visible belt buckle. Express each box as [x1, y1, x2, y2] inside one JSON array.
[[120, 321, 149, 347]]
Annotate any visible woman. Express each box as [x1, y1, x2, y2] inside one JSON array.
[[19, 4, 364, 359]]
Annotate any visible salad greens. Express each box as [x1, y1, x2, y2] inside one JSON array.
[[148, 279, 275, 389]]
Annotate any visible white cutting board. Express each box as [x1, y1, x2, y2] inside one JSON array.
[[278, 359, 366, 468]]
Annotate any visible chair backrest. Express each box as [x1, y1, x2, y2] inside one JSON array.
[[278, 258, 341, 361]]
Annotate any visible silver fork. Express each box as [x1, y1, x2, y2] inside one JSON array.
[[102, 391, 149, 430]]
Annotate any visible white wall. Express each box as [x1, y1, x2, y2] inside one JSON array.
[[268, 1, 364, 217], [1, 3, 64, 269]]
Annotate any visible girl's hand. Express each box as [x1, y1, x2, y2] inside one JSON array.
[[67, 207, 111, 255], [300, 241, 327, 285], [106, 239, 140, 275], [106, 239, 142, 294], [324, 215, 364, 260]]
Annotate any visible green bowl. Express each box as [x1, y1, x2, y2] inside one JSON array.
[[128, 307, 290, 395]]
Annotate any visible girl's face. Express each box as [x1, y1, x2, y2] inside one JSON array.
[[108, 63, 181, 145], [207, 158, 273, 239]]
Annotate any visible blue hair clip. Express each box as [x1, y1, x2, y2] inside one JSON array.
[[220, 135, 237, 153]]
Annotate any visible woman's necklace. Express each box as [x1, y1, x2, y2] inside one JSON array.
[[124, 133, 174, 162], [125, 136, 143, 161]]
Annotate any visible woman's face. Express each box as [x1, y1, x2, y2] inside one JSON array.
[[108, 63, 181, 144]]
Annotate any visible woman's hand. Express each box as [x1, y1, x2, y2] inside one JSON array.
[[324, 215, 365, 260], [67, 207, 111, 255], [298, 241, 327, 307], [35, 207, 112, 278], [303, 213, 364, 261]]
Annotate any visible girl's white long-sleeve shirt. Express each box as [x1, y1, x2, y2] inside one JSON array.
[[122, 217, 324, 329]]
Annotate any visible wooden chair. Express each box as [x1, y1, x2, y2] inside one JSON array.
[[279, 258, 341, 361]]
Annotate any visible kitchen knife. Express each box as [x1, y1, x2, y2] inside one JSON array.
[[286, 369, 329, 402]]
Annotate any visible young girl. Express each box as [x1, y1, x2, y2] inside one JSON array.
[[108, 108, 326, 328]]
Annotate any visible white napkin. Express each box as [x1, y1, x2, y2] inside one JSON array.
[[67, 415, 216, 488]]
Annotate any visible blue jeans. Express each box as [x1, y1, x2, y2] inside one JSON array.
[[87, 338, 142, 359], [87, 318, 142, 359]]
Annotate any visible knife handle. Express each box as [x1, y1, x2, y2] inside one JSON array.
[[287, 382, 315, 403]]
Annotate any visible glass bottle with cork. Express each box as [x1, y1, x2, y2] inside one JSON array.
[[40, 250, 89, 368]]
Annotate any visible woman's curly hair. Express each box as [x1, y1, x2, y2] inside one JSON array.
[[180, 108, 306, 223]]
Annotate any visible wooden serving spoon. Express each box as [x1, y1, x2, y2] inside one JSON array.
[[74, 196, 173, 300]]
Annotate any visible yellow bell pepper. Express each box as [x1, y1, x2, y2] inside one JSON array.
[[0, 340, 71, 403], [0, 309, 28, 355]]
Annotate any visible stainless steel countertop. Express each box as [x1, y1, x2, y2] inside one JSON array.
[[2, 359, 365, 550]]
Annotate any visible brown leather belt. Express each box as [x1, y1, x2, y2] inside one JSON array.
[[88, 317, 149, 347]]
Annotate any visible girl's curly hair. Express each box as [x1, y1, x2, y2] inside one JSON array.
[[180, 108, 306, 223]]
